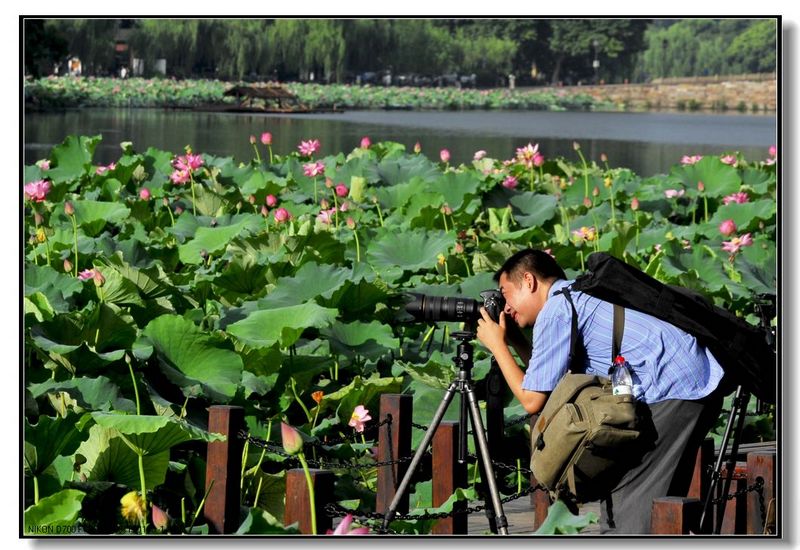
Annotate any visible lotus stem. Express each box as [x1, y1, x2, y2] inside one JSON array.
[[70, 214, 79, 276], [128, 359, 141, 415], [297, 452, 317, 535], [517, 458, 523, 493], [267, 145, 273, 165], [240, 438, 250, 491], [188, 480, 214, 533], [33, 474, 39, 505], [704, 196, 709, 223], [189, 174, 197, 217], [253, 476, 264, 508], [441, 211, 449, 232], [376, 202, 384, 227], [138, 454, 148, 535], [290, 378, 313, 423], [181, 498, 186, 526], [251, 143, 261, 164], [353, 229, 361, 263]]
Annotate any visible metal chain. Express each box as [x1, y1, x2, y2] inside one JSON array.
[[705, 476, 765, 507]]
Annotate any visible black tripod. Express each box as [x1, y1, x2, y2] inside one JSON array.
[[699, 293, 775, 533], [380, 331, 509, 535]]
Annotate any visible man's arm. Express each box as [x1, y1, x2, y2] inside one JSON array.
[[476, 309, 547, 414]]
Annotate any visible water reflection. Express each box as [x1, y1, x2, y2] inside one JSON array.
[[24, 108, 776, 178]]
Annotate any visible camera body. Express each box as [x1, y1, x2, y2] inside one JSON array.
[[404, 289, 505, 324]]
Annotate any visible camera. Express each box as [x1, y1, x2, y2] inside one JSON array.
[[404, 289, 505, 324]]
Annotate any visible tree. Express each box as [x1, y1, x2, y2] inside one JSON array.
[[23, 19, 68, 77]]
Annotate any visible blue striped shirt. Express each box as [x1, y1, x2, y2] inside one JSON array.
[[521, 279, 725, 404]]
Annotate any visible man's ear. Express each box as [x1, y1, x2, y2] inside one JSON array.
[[524, 271, 537, 292]]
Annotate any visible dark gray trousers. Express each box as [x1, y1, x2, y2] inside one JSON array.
[[599, 389, 724, 534]]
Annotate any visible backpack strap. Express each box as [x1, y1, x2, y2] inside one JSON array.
[[612, 304, 625, 361], [553, 286, 580, 373]]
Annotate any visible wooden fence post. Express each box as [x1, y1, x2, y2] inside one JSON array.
[[688, 438, 715, 501], [376, 394, 412, 516], [204, 405, 245, 533], [284, 469, 334, 534], [529, 415, 550, 531], [432, 421, 467, 534], [651, 497, 702, 534], [719, 464, 748, 534], [746, 451, 775, 534]]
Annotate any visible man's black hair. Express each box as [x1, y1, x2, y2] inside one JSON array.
[[494, 249, 567, 283]]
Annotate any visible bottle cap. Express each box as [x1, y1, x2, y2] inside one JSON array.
[[614, 355, 626, 364]]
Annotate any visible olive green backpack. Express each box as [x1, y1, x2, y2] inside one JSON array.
[[530, 290, 641, 502]]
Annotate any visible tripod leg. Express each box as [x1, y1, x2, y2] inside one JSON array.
[[380, 381, 459, 533], [465, 386, 509, 535]]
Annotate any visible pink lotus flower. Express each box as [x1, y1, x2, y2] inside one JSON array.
[[185, 154, 203, 171], [96, 162, 116, 175], [440, 149, 450, 163], [348, 405, 371, 433], [317, 208, 336, 224], [298, 139, 321, 156], [413, 142, 422, 154], [502, 176, 518, 189], [720, 155, 737, 166], [24, 180, 52, 202], [280, 422, 303, 455], [533, 152, 545, 167], [335, 184, 348, 198], [360, 136, 371, 149], [631, 197, 640, 211], [664, 189, 685, 199], [172, 154, 202, 173], [718, 219, 737, 236], [326, 514, 369, 535], [339, 201, 350, 212], [266, 194, 278, 207], [36, 159, 50, 170], [261, 132, 272, 145], [273, 207, 290, 223], [768, 145, 777, 157], [170, 169, 190, 185], [139, 187, 151, 201], [722, 192, 749, 205], [722, 233, 754, 255], [473, 150, 487, 161], [303, 161, 326, 178], [681, 155, 703, 165], [516, 142, 539, 161], [78, 268, 105, 286]]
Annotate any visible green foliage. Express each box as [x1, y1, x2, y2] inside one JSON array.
[[23, 134, 776, 534]]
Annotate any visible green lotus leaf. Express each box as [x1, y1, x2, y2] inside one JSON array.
[[260, 262, 352, 308], [29, 375, 136, 413], [321, 374, 403, 423], [405, 191, 446, 227], [23, 489, 86, 534], [91, 412, 225, 456], [24, 412, 93, 475], [370, 154, 440, 186], [25, 292, 56, 322], [660, 243, 728, 293], [60, 200, 132, 235], [213, 254, 269, 298], [509, 192, 558, 228], [535, 499, 598, 534], [24, 264, 83, 313], [237, 506, 299, 535], [46, 134, 101, 183], [76, 423, 168, 490], [396, 358, 455, 391], [321, 320, 399, 360], [367, 229, 456, 273], [227, 301, 338, 349], [249, 470, 287, 521], [437, 171, 482, 211], [676, 156, 741, 197], [143, 314, 243, 402], [709, 199, 776, 230], [178, 219, 251, 264], [103, 253, 172, 299], [375, 176, 430, 210]]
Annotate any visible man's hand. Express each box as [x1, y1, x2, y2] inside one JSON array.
[[476, 307, 507, 355]]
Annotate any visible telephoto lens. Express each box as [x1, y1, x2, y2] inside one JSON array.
[[404, 290, 505, 323]]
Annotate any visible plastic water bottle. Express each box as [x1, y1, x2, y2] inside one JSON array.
[[610, 355, 633, 396]]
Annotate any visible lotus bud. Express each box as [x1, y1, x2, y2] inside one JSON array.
[[413, 142, 422, 154], [441, 204, 452, 215], [454, 242, 464, 254], [697, 181, 705, 192], [248, 194, 256, 204], [768, 145, 777, 157], [93, 270, 105, 287], [174, 205, 184, 215], [346, 217, 356, 229], [335, 184, 348, 198], [152, 504, 169, 531], [261, 132, 272, 146], [139, 187, 151, 201], [281, 422, 303, 455], [63, 258, 73, 273], [249, 135, 257, 145], [33, 211, 44, 226], [440, 149, 450, 163], [573, 141, 581, 151], [236, 201, 243, 211], [583, 196, 592, 208], [360, 136, 371, 149], [64, 201, 75, 216], [320, 199, 330, 210], [162, 197, 170, 207], [631, 197, 640, 211], [592, 186, 600, 197], [261, 205, 269, 217], [600, 153, 608, 163], [325, 177, 334, 189], [266, 194, 278, 207]]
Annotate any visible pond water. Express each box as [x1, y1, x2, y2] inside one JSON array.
[[24, 108, 777, 178]]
